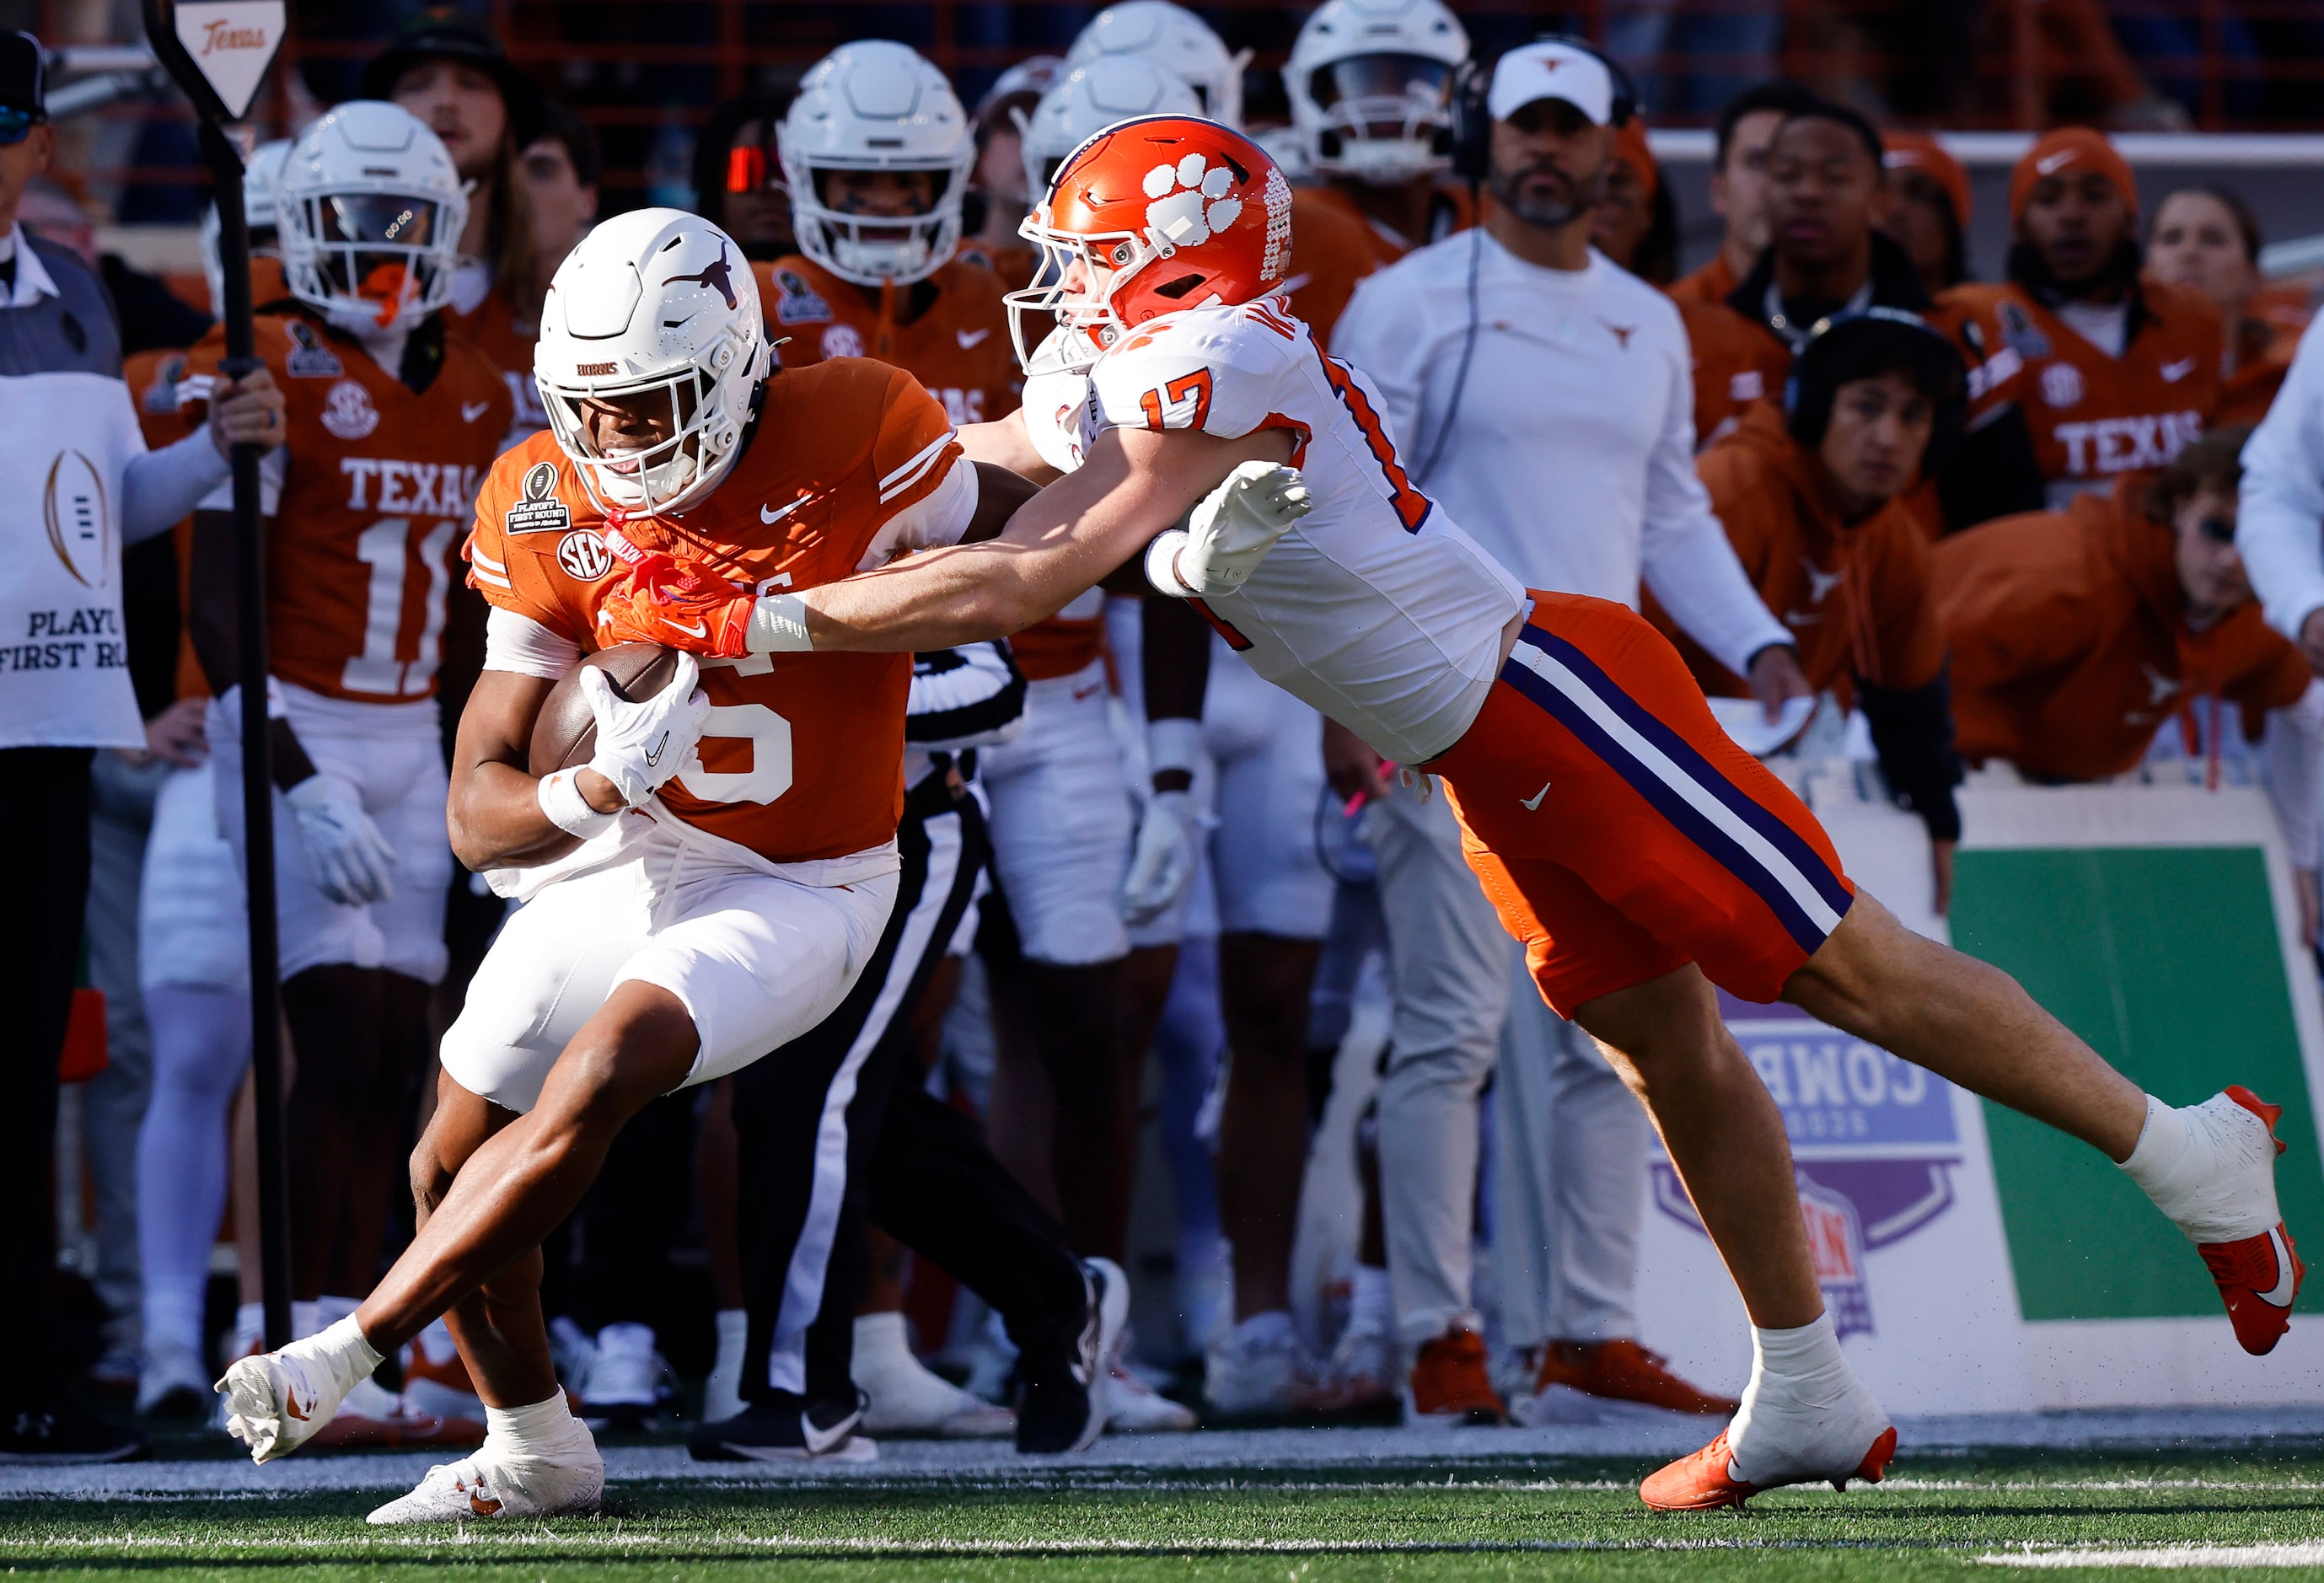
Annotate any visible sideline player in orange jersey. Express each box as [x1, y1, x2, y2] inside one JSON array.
[[2147, 184, 2302, 427], [608, 115, 2309, 1511], [1943, 128, 2224, 520], [180, 103, 511, 1449], [212, 207, 1043, 1516], [1279, 0, 1474, 344]]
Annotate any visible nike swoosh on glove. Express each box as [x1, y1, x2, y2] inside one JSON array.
[[1122, 788, 1201, 925], [581, 656, 713, 808], [598, 555, 755, 658], [1146, 462, 1314, 598], [285, 773, 399, 906]]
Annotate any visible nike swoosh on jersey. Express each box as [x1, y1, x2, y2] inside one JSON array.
[[2160, 357, 2198, 383], [762, 491, 825, 525], [957, 327, 991, 348], [461, 400, 491, 422], [1521, 781, 1552, 810]]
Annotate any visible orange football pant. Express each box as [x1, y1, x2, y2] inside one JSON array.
[[1430, 592, 1855, 1016]]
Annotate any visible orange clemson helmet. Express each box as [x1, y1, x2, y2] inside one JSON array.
[[1006, 115, 1295, 369]]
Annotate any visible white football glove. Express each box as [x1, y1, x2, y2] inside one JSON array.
[[1123, 788, 1201, 926], [1146, 462, 1314, 598], [581, 655, 712, 809], [285, 772, 398, 907]]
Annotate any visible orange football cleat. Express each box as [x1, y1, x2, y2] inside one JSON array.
[[1404, 1328, 1505, 1426], [1640, 1425, 1897, 1511], [2201, 1086, 2305, 1355], [1533, 1339, 1739, 1417]]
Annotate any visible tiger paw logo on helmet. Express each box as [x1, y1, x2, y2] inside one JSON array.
[[1143, 153, 1243, 248]]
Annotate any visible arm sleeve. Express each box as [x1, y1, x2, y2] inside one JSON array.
[[907, 641, 1027, 750], [1858, 662, 1966, 844], [2238, 325, 2324, 642], [483, 605, 582, 681], [2262, 679, 2324, 871], [1638, 333, 1790, 677], [122, 425, 230, 544]]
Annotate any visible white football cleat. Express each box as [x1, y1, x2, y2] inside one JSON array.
[[1103, 1360, 1198, 1432], [366, 1434, 605, 1525], [1203, 1311, 1309, 1419]]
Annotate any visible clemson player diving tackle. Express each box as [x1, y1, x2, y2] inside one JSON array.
[[213, 206, 1039, 1521], [596, 116, 2303, 1508]]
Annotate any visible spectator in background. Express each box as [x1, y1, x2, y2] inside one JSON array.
[[1662, 311, 1966, 906], [1669, 80, 1819, 307], [362, 12, 553, 416], [0, 26, 283, 1462], [2238, 307, 2324, 674], [520, 101, 600, 263], [1939, 427, 2321, 942], [2147, 185, 2296, 427], [1880, 132, 1972, 296], [1591, 115, 1784, 451], [1333, 40, 1798, 1430], [1944, 129, 2222, 523], [959, 55, 1060, 287], [690, 94, 795, 261]]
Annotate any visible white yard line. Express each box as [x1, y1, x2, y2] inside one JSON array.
[[1983, 1543, 2324, 1568]]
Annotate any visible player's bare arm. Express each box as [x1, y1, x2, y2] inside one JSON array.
[[445, 669, 611, 870], [803, 422, 1294, 654]]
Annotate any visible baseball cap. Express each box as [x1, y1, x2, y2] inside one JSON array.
[[358, 10, 545, 148], [1488, 40, 1615, 126], [2010, 126, 2136, 227], [0, 32, 46, 133]]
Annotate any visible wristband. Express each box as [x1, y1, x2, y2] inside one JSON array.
[[538, 768, 620, 840], [1143, 529, 1194, 596], [746, 592, 813, 652], [1147, 716, 1203, 780]]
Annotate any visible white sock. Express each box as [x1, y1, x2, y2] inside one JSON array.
[[142, 1274, 207, 1357], [1349, 1264, 1393, 1335], [712, 1308, 746, 1369], [485, 1391, 582, 1456], [854, 1310, 915, 1369], [2121, 1092, 2278, 1242], [1752, 1312, 1849, 1387], [1726, 1312, 1886, 1486]]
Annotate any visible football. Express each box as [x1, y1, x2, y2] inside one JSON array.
[[529, 641, 686, 779]]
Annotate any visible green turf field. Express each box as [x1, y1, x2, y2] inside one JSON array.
[[10, 1446, 2324, 1581]]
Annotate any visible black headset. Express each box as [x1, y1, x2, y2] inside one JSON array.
[[1414, 36, 1640, 485], [1446, 34, 1638, 187], [1783, 306, 1970, 466]]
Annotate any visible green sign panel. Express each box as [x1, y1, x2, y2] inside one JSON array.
[[1950, 845, 2324, 1322]]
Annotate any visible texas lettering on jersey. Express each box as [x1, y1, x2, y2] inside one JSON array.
[[180, 309, 513, 703], [466, 357, 966, 864]]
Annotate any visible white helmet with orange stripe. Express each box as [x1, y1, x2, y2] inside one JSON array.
[[534, 207, 770, 518]]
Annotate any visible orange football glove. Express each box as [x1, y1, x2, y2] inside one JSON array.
[[598, 546, 754, 657]]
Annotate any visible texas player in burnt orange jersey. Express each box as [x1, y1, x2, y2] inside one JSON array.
[[178, 109, 513, 1451], [1942, 129, 2223, 521], [215, 209, 1039, 1513]]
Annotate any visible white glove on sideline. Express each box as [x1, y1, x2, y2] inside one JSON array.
[[285, 772, 398, 906], [581, 655, 712, 808], [1123, 787, 1201, 926], [1146, 462, 1313, 598]]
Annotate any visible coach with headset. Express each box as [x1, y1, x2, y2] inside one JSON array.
[[1331, 36, 1805, 1425]]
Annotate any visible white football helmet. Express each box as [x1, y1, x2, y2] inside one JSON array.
[[201, 137, 292, 316], [1285, 0, 1468, 185], [270, 102, 468, 336], [779, 41, 975, 287], [1064, 2, 1249, 129], [1018, 57, 1202, 205], [534, 207, 770, 519]]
